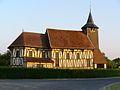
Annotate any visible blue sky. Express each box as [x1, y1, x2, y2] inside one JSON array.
[[0, 0, 120, 59]]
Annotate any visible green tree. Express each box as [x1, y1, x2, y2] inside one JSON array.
[[0, 50, 11, 66], [112, 58, 120, 68], [105, 56, 117, 69]]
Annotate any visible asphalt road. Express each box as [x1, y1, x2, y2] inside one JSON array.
[[0, 78, 120, 90]]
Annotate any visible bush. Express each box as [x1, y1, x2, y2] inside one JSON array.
[[0, 67, 120, 79]]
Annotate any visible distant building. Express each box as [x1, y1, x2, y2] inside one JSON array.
[[8, 12, 107, 69]]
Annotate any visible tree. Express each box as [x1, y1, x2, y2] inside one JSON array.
[[112, 58, 120, 68], [105, 56, 117, 69], [0, 50, 11, 66]]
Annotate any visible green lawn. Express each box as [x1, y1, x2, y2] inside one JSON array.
[[105, 83, 120, 90]]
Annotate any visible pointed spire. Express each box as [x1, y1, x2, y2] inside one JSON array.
[[81, 11, 99, 30], [87, 11, 94, 24]]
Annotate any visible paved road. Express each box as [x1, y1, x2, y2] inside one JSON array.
[[0, 78, 120, 90]]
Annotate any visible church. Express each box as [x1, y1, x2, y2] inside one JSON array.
[[8, 11, 107, 69]]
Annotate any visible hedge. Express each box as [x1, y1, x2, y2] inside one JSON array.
[[0, 67, 120, 79]]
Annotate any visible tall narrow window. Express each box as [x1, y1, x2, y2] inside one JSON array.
[[46, 52, 49, 58], [42, 51, 45, 58], [16, 50, 20, 57], [77, 53, 80, 59], [29, 51, 32, 57], [55, 52, 59, 67], [19, 58, 23, 65], [46, 51, 51, 58], [66, 53, 70, 59], [87, 60, 90, 67]]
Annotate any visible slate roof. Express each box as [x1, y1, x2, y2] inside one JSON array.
[[47, 29, 94, 49], [82, 12, 99, 29]]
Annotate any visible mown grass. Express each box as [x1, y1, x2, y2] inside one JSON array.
[[105, 83, 120, 90], [0, 67, 120, 79]]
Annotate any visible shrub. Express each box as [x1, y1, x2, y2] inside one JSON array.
[[0, 67, 120, 79]]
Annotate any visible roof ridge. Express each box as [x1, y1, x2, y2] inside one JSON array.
[[22, 31, 44, 34], [47, 28, 81, 32]]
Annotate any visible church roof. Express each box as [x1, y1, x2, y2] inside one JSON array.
[[47, 29, 94, 49], [8, 29, 94, 49], [8, 32, 50, 48], [81, 12, 99, 29]]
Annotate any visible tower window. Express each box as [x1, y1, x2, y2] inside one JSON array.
[[91, 29, 96, 32]]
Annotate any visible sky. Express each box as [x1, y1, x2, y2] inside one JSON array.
[[0, 0, 120, 59]]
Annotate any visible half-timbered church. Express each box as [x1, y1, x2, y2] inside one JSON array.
[[8, 11, 107, 69]]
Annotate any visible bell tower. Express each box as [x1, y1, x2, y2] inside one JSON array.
[[81, 11, 99, 49]]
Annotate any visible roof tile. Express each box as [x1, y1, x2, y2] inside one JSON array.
[[8, 32, 49, 48], [93, 49, 108, 64], [47, 29, 94, 49]]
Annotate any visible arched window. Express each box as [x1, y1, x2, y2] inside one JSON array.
[[55, 52, 59, 67], [20, 59, 23, 65], [46, 51, 51, 58], [16, 50, 20, 57], [42, 51, 45, 58], [76, 53, 80, 59], [87, 60, 90, 67], [66, 53, 70, 59], [29, 51, 32, 57]]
